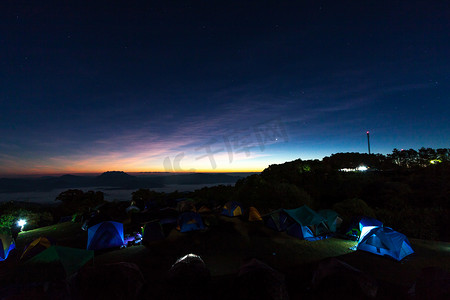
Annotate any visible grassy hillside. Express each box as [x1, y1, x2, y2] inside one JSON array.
[[3, 217, 449, 299]]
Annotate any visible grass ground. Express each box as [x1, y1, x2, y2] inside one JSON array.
[[2, 215, 450, 299]]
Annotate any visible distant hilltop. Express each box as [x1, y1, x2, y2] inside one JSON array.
[[97, 170, 134, 179], [97, 171, 134, 178]]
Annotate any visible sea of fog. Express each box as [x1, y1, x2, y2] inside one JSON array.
[[0, 183, 234, 205]]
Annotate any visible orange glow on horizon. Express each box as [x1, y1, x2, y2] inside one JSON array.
[[0, 148, 282, 176], [0, 166, 263, 177]]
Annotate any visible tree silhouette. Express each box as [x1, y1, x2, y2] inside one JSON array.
[[55, 189, 104, 215]]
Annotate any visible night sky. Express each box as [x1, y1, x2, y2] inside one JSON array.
[[1, 1, 449, 175]]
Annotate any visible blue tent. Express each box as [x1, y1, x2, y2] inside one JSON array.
[[346, 217, 383, 240], [87, 221, 124, 250], [0, 230, 15, 262], [221, 201, 242, 217], [142, 221, 165, 243], [264, 209, 291, 232], [177, 211, 205, 233], [283, 205, 329, 239], [357, 227, 414, 261], [359, 217, 383, 230]]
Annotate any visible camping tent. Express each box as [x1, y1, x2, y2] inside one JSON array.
[[286, 222, 316, 240], [357, 227, 414, 261], [142, 221, 165, 243], [87, 221, 124, 250], [169, 253, 210, 279], [158, 207, 179, 224], [176, 198, 196, 213], [167, 254, 211, 299], [235, 258, 289, 300], [0, 229, 15, 262], [26, 245, 94, 276], [346, 217, 383, 241], [284, 205, 329, 240], [410, 267, 450, 299], [248, 207, 263, 222], [311, 257, 378, 299], [20, 236, 52, 261], [197, 206, 212, 214], [126, 205, 140, 214], [177, 211, 205, 233], [76, 262, 145, 300], [264, 209, 290, 232], [221, 201, 242, 217], [318, 209, 342, 232]]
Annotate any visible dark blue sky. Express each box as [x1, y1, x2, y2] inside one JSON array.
[[1, 1, 449, 174]]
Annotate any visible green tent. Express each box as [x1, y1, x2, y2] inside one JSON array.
[[263, 209, 290, 232], [26, 245, 94, 276], [284, 205, 329, 235], [284, 206, 324, 226]]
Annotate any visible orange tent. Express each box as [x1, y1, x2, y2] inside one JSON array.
[[20, 236, 51, 261], [248, 207, 263, 222]]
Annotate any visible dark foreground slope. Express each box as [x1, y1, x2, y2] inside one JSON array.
[[2, 217, 449, 299]]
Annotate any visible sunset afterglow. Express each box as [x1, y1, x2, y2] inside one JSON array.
[[1, 1, 448, 176]]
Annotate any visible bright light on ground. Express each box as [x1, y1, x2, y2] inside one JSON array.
[[17, 219, 27, 231]]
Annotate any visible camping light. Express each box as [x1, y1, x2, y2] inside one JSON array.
[[358, 226, 377, 244], [17, 219, 27, 231]]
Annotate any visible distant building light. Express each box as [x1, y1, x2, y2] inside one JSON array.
[[339, 165, 368, 172]]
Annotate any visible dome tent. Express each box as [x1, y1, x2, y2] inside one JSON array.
[[87, 221, 124, 250], [25, 245, 94, 277], [346, 216, 383, 241], [142, 221, 165, 243], [75, 262, 145, 300], [166, 254, 211, 300], [357, 227, 414, 261], [311, 257, 378, 299], [235, 258, 289, 300], [197, 205, 211, 214], [318, 209, 342, 232], [263, 209, 290, 232], [283, 205, 329, 240], [20, 236, 52, 261], [177, 211, 205, 233], [248, 206, 263, 222], [0, 229, 15, 261], [221, 201, 242, 217]]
